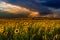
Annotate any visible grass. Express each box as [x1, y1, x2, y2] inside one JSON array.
[[0, 19, 60, 40]]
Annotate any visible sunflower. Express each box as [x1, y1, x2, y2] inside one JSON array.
[[0, 27, 4, 33], [3, 32, 8, 36], [14, 29, 20, 34], [23, 22, 29, 26]]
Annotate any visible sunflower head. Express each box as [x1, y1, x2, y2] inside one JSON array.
[[14, 29, 20, 34], [3, 32, 8, 37]]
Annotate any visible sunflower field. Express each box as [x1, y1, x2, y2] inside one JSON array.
[[0, 19, 60, 40]]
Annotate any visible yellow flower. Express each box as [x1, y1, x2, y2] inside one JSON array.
[[15, 23, 19, 27], [14, 29, 20, 34], [23, 22, 28, 26], [56, 24, 60, 28], [3, 32, 8, 36], [0, 27, 4, 33]]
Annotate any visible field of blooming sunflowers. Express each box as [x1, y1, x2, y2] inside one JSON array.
[[0, 19, 60, 40]]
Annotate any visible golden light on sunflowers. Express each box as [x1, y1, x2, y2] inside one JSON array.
[[0, 19, 59, 40]]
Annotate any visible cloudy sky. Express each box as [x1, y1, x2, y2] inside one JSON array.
[[0, 0, 60, 18]]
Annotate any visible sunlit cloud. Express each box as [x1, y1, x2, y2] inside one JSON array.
[[0, 1, 40, 17]]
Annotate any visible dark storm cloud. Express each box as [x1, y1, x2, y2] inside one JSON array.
[[1, 0, 58, 18], [42, 0, 60, 8], [4, 0, 52, 15]]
